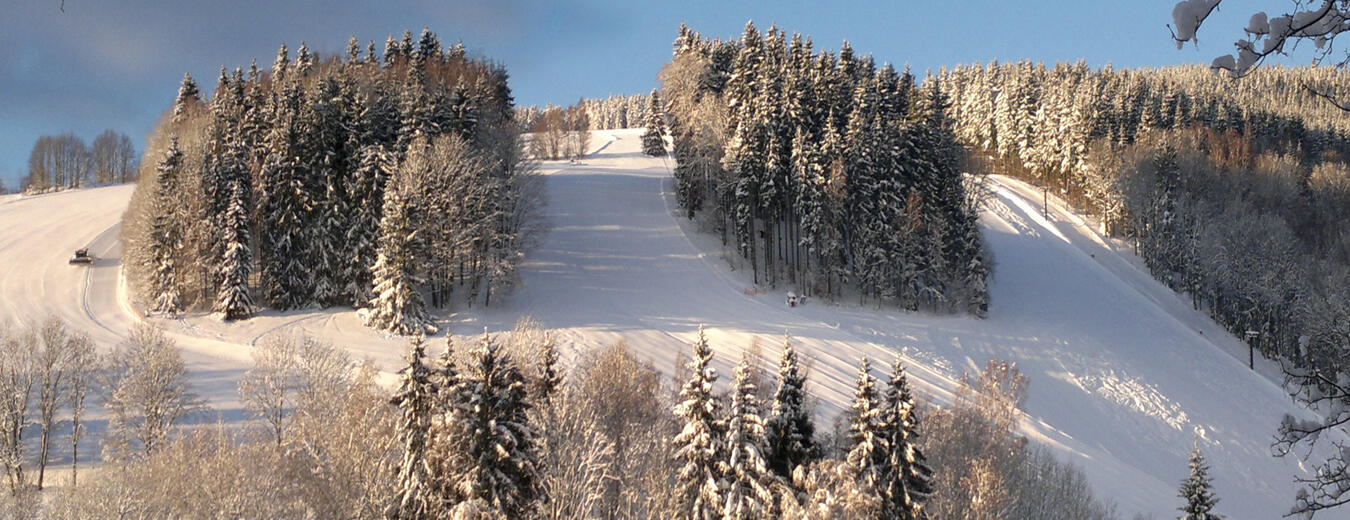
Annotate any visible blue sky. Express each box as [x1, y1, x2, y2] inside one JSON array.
[[0, 1, 1298, 190]]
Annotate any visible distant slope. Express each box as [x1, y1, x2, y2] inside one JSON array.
[[0, 129, 1327, 517]]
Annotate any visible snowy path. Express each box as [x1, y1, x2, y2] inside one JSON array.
[[456, 130, 1318, 517], [0, 129, 1324, 517]]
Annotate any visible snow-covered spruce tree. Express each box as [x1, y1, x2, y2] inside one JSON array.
[[765, 335, 816, 481], [1178, 444, 1223, 520], [307, 76, 355, 308], [363, 171, 435, 336], [150, 136, 185, 316], [879, 359, 934, 520], [642, 89, 668, 157], [671, 326, 726, 520], [173, 73, 200, 123], [344, 143, 392, 307], [296, 41, 314, 77], [532, 338, 562, 405], [434, 335, 460, 405], [961, 205, 989, 318], [344, 85, 400, 306], [272, 43, 289, 83], [259, 83, 315, 310], [845, 357, 887, 499], [211, 183, 255, 321], [722, 354, 776, 520], [443, 332, 542, 519], [388, 336, 442, 520]]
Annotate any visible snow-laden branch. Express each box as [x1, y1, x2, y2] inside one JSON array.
[[1173, 1, 1350, 105]]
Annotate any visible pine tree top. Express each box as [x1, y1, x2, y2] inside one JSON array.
[[1179, 444, 1223, 520]]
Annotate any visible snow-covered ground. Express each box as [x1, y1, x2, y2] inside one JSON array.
[[0, 128, 1326, 517]]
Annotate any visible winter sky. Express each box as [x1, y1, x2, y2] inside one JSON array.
[[0, 0, 1310, 190]]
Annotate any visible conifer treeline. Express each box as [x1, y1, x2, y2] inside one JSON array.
[[662, 22, 989, 315], [387, 327, 941, 519], [937, 62, 1350, 374], [938, 62, 1350, 205], [516, 93, 652, 132], [123, 29, 531, 334]]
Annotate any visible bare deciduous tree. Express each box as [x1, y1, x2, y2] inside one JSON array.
[[0, 323, 36, 494], [239, 335, 300, 445], [241, 334, 358, 446], [66, 328, 96, 488], [100, 325, 204, 460], [33, 317, 90, 490], [91, 129, 138, 184], [25, 133, 90, 191]]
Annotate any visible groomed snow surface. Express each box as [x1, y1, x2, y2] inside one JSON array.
[[0, 128, 1328, 518]]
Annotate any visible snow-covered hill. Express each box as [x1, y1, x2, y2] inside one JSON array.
[[0, 128, 1325, 518]]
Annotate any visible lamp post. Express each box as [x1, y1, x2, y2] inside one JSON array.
[[1244, 330, 1259, 370]]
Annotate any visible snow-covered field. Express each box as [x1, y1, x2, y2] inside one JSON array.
[[0, 128, 1326, 518]]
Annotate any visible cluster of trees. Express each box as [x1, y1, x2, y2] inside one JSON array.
[[517, 93, 652, 132], [23, 130, 137, 192], [524, 103, 592, 160], [939, 61, 1350, 516], [376, 327, 1114, 520], [661, 23, 989, 315], [0, 318, 96, 494], [938, 62, 1350, 210], [0, 318, 200, 504], [578, 93, 651, 130], [2, 316, 1126, 519], [122, 29, 534, 334], [3, 323, 394, 518]]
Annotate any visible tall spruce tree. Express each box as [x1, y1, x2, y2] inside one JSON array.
[[296, 41, 314, 77], [446, 332, 541, 519], [259, 84, 315, 310], [672, 326, 726, 520], [150, 137, 185, 316], [307, 77, 353, 307], [346, 144, 395, 307], [271, 43, 289, 84], [347, 36, 361, 63], [1178, 444, 1223, 520], [173, 73, 200, 122], [199, 79, 249, 302], [722, 354, 775, 520], [846, 357, 886, 497], [388, 336, 441, 520], [765, 334, 816, 480], [962, 206, 989, 318], [211, 183, 255, 321], [363, 176, 435, 335], [533, 338, 562, 405], [879, 360, 933, 519], [641, 89, 668, 157]]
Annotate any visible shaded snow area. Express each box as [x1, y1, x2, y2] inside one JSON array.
[[0, 128, 1329, 517]]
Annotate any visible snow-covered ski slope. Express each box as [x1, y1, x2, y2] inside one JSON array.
[[0, 128, 1324, 517]]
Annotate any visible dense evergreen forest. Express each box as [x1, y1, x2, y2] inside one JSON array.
[[936, 62, 1350, 379], [121, 29, 534, 334], [661, 23, 990, 316]]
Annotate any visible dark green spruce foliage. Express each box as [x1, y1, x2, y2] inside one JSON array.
[[667, 23, 989, 314], [130, 30, 524, 330]]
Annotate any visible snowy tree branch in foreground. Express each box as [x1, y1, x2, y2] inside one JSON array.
[[1171, 1, 1350, 84], [1274, 362, 1350, 517]]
